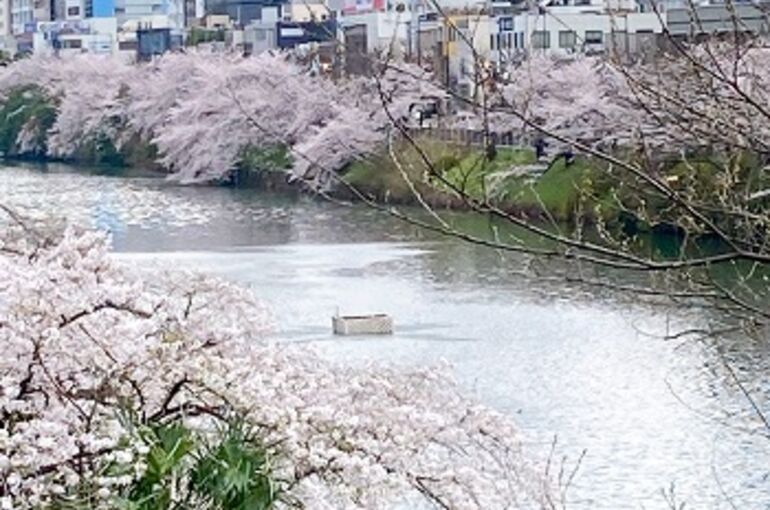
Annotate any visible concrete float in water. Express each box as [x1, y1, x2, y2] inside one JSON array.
[[332, 311, 394, 336]]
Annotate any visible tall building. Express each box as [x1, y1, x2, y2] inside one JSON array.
[[11, 0, 34, 34]]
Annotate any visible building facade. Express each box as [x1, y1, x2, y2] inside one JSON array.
[[511, 9, 664, 58], [204, 0, 284, 26], [11, 0, 34, 35]]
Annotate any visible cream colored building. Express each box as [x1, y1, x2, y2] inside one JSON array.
[[287, 0, 329, 22]]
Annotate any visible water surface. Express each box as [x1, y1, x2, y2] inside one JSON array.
[[2, 163, 768, 509]]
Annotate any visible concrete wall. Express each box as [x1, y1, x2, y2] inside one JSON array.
[[339, 10, 408, 53]]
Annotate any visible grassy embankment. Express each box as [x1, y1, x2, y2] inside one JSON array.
[[343, 138, 607, 223], [343, 138, 770, 241]]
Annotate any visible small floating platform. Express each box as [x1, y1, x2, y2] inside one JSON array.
[[332, 314, 394, 335]]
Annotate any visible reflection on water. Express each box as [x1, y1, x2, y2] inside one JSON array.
[[2, 163, 769, 509]]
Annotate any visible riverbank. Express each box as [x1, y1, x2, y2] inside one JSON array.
[[0, 80, 764, 235], [339, 137, 604, 223]]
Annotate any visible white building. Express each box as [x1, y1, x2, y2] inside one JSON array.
[[34, 16, 120, 54], [510, 0, 664, 57], [339, 10, 409, 53], [116, 0, 185, 31], [511, 11, 664, 57]]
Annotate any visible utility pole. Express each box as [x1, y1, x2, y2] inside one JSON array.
[[409, 0, 418, 61]]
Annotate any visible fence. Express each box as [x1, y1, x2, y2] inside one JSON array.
[[413, 127, 530, 148]]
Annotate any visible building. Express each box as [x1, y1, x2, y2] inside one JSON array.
[[11, 0, 35, 35], [136, 24, 170, 57], [204, 0, 284, 26], [276, 18, 335, 47], [442, 12, 496, 96], [92, 0, 115, 17], [115, 0, 186, 31], [340, 10, 408, 54], [666, 2, 770, 38], [286, 0, 327, 22], [511, 9, 664, 58], [0, 0, 13, 50], [33, 16, 119, 54]]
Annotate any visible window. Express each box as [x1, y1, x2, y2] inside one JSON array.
[[585, 30, 603, 44], [62, 38, 82, 48], [490, 34, 495, 50], [497, 33, 511, 49], [559, 30, 576, 48], [66, 6, 79, 16], [531, 30, 550, 49]]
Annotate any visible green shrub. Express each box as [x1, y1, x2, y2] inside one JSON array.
[[51, 416, 279, 510], [0, 85, 57, 156], [239, 144, 292, 173], [74, 132, 125, 167]]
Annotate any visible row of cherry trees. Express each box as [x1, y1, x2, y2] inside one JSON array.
[[0, 52, 444, 189], [450, 47, 770, 153], [4, 47, 770, 185]]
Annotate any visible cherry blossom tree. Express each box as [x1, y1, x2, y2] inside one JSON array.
[[0, 212, 553, 509]]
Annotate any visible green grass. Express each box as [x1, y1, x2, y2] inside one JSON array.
[[343, 139, 538, 206], [441, 146, 537, 199], [343, 139, 602, 221], [498, 157, 600, 219], [344, 138, 465, 203]]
